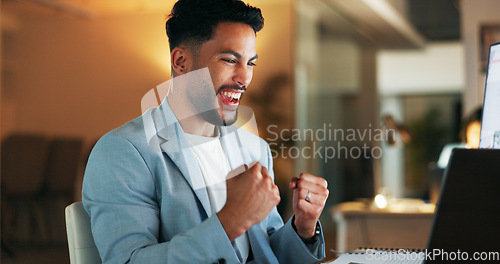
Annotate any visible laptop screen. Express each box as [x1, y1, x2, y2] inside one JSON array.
[[479, 42, 500, 149]]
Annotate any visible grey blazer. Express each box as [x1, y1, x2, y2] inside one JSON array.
[[82, 100, 325, 264]]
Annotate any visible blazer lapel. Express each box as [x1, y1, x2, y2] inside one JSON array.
[[153, 103, 213, 217]]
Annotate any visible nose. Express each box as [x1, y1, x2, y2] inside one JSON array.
[[233, 64, 253, 88]]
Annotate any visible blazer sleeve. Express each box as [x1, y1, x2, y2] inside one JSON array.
[[82, 133, 239, 264], [262, 142, 326, 264]]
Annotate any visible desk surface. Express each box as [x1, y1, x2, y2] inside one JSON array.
[[331, 200, 435, 217], [331, 201, 435, 252]]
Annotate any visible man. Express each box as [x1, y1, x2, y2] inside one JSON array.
[[82, 0, 329, 263]]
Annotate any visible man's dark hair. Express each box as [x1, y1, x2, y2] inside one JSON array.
[[165, 0, 264, 52]]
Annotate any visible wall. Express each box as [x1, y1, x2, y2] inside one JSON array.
[[377, 41, 464, 95], [2, 13, 169, 144], [460, 0, 500, 116], [1, 2, 293, 148]]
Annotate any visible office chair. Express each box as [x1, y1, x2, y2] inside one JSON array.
[[65, 202, 101, 264]]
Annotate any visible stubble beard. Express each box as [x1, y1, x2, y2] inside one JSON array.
[[188, 59, 242, 127]]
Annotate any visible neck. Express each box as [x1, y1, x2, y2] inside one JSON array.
[[166, 87, 217, 138], [166, 68, 220, 137]]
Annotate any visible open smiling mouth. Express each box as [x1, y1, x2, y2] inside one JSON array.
[[219, 90, 243, 105]]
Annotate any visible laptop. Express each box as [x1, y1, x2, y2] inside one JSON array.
[[479, 42, 500, 149], [424, 148, 500, 263]]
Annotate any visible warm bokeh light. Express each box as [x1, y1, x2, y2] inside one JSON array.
[[466, 120, 481, 148], [374, 193, 388, 209]]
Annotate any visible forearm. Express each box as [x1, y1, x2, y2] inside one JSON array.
[[269, 216, 325, 264], [85, 197, 239, 264], [127, 215, 238, 264], [217, 209, 250, 242]]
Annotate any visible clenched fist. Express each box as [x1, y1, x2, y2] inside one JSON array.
[[217, 162, 281, 241], [290, 173, 329, 239]]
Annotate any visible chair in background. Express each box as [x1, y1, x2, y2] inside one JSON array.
[[44, 137, 84, 200], [43, 137, 84, 243], [65, 202, 101, 264], [1, 133, 51, 244]]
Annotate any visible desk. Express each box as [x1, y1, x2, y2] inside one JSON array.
[[331, 201, 434, 252]]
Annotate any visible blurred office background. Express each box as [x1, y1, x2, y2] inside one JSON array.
[[1, 0, 498, 262]]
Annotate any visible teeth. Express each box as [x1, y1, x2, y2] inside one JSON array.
[[222, 91, 242, 100]]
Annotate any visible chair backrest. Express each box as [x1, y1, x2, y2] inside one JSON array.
[[65, 202, 101, 264]]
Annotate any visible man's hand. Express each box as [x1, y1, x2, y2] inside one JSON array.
[[290, 173, 329, 239], [217, 162, 281, 241]]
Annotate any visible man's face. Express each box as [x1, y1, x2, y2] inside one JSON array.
[[188, 22, 257, 126]]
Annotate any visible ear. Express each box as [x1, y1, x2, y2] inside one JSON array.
[[171, 47, 192, 75]]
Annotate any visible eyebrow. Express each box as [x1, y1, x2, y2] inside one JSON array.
[[219, 50, 258, 61]]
